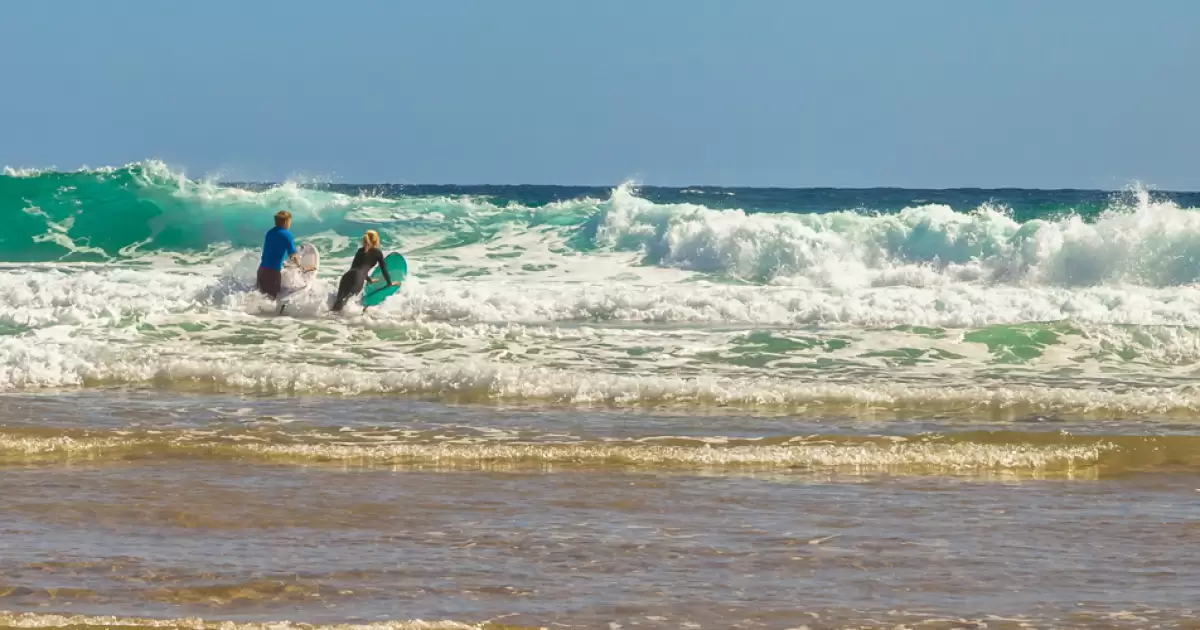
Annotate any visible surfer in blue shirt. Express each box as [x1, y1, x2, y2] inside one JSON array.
[[257, 211, 306, 299]]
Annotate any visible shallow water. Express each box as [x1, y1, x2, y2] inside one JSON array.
[[1, 392, 1198, 629]]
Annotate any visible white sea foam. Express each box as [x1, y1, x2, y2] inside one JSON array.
[[0, 432, 1112, 473], [4, 321, 1200, 416], [593, 184, 1200, 288], [376, 277, 1200, 327], [13, 257, 1200, 331], [8, 263, 1200, 409]]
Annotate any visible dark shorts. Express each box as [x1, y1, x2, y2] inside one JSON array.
[[257, 266, 282, 299]]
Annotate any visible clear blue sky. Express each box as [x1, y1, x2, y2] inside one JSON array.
[[2, 0, 1198, 188]]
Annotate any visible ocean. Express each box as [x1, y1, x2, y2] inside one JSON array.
[[0, 161, 1197, 629]]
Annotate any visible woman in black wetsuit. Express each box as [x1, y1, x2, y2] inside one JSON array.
[[332, 229, 394, 311]]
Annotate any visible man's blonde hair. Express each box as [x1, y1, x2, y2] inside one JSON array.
[[363, 229, 380, 249], [274, 211, 292, 228]]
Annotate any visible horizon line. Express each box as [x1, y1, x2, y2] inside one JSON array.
[[215, 180, 1200, 195], [4, 163, 1195, 194]]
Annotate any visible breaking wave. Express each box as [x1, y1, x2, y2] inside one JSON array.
[[5, 161, 1200, 289]]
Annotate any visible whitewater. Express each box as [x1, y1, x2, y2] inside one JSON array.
[[5, 160, 1200, 414]]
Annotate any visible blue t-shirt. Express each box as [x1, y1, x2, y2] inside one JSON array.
[[260, 226, 297, 270]]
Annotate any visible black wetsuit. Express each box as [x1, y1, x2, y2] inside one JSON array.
[[332, 247, 391, 311]]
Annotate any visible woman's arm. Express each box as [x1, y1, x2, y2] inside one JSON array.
[[376, 249, 393, 285]]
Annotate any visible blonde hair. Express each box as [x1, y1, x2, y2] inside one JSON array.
[[274, 211, 292, 227], [363, 229, 380, 249]]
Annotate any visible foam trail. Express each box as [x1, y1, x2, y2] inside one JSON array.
[[377, 278, 1200, 327], [0, 433, 1112, 475], [2, 330, 1200, 416]]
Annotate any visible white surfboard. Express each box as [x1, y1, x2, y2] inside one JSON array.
[[280, 243, 319, 297]]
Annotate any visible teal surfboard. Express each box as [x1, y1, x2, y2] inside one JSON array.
[[361, 252, 407, 308]]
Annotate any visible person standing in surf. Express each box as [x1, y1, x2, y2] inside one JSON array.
[[257, 210, 301, 299], [332, 229, 395, 312]]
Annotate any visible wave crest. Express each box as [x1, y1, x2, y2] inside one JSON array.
[[592, 184, 1200, 287]]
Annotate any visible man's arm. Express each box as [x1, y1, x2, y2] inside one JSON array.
[[284, 232, 305, 269]]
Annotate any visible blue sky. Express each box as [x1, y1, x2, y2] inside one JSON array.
[[2, 0, 1198, 188]]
